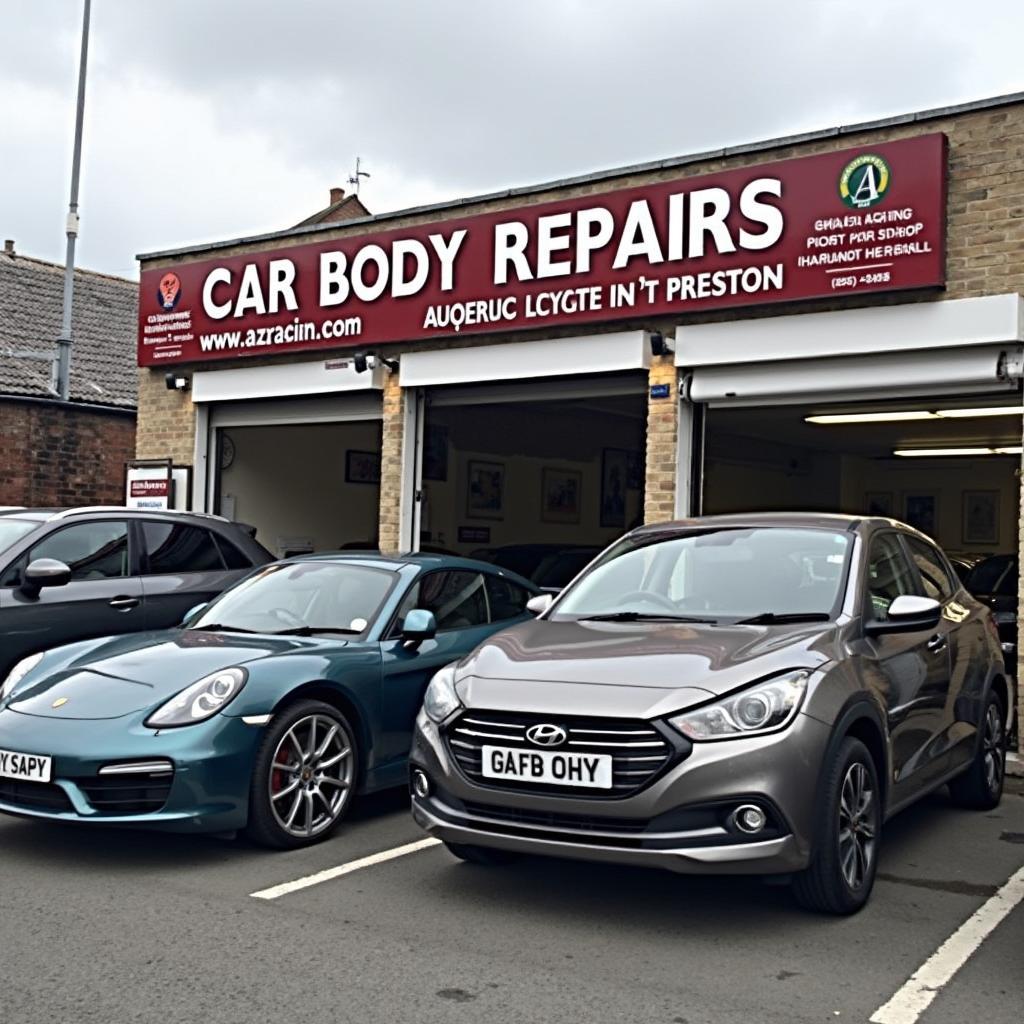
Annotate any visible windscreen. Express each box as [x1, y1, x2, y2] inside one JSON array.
[[0, 518, 38, 556], [552, 527, 851, 621], [190, 561, 398, 635]]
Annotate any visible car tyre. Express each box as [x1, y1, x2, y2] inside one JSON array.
[[949, 690, 1005, 811], [245, 699, 358, 850], [443, 841, 520, 866], [793, 737, 881, 915]]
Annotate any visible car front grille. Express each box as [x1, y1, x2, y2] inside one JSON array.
[[446, 710, 678, 798], [72, 770, 174, 815], [0, 778, 74, 812]]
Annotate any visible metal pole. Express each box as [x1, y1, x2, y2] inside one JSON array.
[[56, 0, 92, 402]]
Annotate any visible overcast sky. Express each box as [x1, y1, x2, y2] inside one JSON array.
[[2, 0, 1023, 279]]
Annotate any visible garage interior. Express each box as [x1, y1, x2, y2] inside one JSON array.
[[419, 381, 647, 581], [701, 392, 1022, 562], [214, 420, 383, 558]]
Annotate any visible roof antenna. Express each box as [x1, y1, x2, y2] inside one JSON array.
[[347, 156, 370, 196]]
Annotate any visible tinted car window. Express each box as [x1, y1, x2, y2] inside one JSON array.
[[866, 534, 917, 617], [904, 536, 956, 602], [214, 534, 253, 570], [397, 571, 488, 631], [485, 574, 533, 621], [965, 555, 1016, 597], [143, 522, 225, 574], [29, 522, 129, 581]]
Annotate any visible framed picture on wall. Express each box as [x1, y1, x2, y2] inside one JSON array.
[[904, 493, 937, 537], [963, 490, 999, 545], [625, 451, 644, 490], [466, 460, 504, 519], [541, 468, 582, 524], [422, 424, 448, 482], [345, 450, 381, 484], [601, 448, 629, 528], [865, 492, 894, 517]]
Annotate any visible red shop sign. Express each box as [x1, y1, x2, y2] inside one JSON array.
[[138, 134, 946, 366]]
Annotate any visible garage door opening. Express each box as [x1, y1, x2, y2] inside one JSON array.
[[214, 420, 382, 558], [418, 381, 647, 588], [701, 392, 1022, 567]]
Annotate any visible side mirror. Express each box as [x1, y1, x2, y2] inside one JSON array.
[[526, 593, 554, 616], [20, 558, 72, 599], [181, 602, 209, 627], [401, 608, 437, 647], [865, 594, 942, 636]]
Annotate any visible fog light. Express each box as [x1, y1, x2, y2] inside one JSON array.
[[411, 769, 431, 799], [734, 804, 767, 835]]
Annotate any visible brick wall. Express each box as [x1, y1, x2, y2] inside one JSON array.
[[644, 357, 678, 525], [0, 399, 136, 506], [135, 369, 196, 463], [378, 371, 404, 552]]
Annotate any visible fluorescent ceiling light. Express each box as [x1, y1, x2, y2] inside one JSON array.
[[936, 406, 1023, 418], [808, 405, 1022, 425], [807, 411, 935, 424], [894, 446, 1022, 457]]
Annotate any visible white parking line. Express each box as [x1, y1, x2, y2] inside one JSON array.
[[870, 863, 1024, 1024], [250, 837, 441, 900]]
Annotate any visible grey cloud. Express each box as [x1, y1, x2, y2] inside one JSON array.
[[1, 1, 1023, 275]]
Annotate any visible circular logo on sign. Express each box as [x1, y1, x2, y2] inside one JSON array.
[[838, 153, 891, 209], [157, 272, 182, 311]]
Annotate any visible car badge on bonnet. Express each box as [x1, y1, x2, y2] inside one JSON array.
[[51, 697, 69, 709], [526, 723, 568, 747]]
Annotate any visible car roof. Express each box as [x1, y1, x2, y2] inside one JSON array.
[[281, 550, 540, 586], [0, 506, 235, 525], [633, 512, 866, 533]]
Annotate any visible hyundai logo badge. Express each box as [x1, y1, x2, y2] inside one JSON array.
[[526, 723, 568, 747]]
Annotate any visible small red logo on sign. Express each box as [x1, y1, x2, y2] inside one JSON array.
[[158, 272, 182, 311]]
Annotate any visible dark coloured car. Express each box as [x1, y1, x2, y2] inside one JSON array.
[[471, 544, 601, 590], [410, 514, 1010, 914], [0, 554, 538, 847], [964, 554, 1018, 668], [0, 507, 272, 678]]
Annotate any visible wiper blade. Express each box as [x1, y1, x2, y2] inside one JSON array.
[[734, 612, 831, 625], [270, 626, 361, 636], [188, 624, 259, 634], [579, 612, 718, 624]]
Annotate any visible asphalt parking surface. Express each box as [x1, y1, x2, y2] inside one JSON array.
[[0, 779, 1021, 1024]]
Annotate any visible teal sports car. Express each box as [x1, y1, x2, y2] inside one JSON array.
[[0, 554, 538, 848]]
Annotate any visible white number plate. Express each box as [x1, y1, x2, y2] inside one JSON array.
[[481, 745, 612, 789], [0, 748, 52, 783]]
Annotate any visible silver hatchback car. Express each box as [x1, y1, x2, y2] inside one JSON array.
[[409, 514, 1010, 914]]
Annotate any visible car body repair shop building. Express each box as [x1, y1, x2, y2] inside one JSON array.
[[136, 92, 1023, 738]]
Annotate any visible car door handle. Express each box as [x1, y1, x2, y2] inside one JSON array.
[[926, 634, 947, 653], [109, 596, 140, 611]]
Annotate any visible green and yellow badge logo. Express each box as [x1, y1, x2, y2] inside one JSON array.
[[839, 153, 891, 209]]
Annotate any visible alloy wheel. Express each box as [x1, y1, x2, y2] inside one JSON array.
[[268, 713, 354, 839], [838, 761, 876, 890], [982, 703, 1005, 796]]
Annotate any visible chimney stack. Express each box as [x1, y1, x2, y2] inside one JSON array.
[[329, 187, 346, 205], [2, 239, 14, 256]]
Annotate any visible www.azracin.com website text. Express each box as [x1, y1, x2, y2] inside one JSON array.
[[198, 314, 364, 353]]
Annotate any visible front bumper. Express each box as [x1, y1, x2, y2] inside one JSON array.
[[410, 708, 832, 876], [0, 710, 263, 833]]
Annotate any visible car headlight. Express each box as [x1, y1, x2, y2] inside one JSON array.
[[668, 670, 809, 741], [1, 652, 45, 699], [423, 664, 462, 723], [145, 667, 248, 728]]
